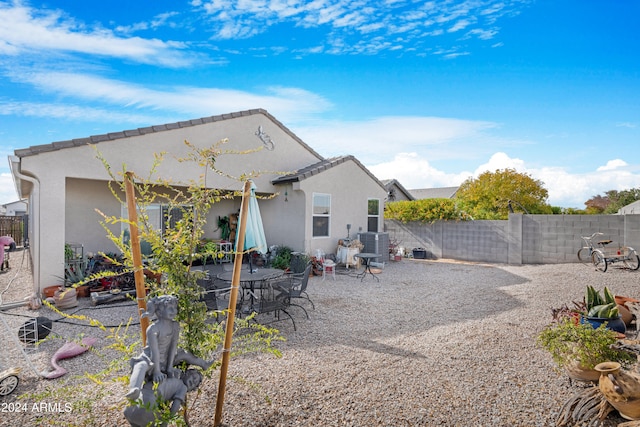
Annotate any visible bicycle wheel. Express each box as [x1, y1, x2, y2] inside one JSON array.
[[592, 251, 607, 272], [0, 374, 19, 396], [624, 250, 640, 270], [577, 248, 591, 264]]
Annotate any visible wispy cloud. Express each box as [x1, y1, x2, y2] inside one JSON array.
[[0, 101, 163, 124], [0, 2, 195, 67], [194, 0, 530, 55], [1, 71, 333, 124], [293, 115, 498, 164], [616, 122, 637, 129]]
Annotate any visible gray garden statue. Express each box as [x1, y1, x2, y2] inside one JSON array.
[[123, 369, 202, 427], [124, 295, 213, 426]]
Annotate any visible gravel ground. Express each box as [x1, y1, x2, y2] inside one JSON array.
[[1, 248, 639, 426]]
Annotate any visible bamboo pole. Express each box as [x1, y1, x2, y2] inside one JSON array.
[[124, 172, 150, 346], [214, 180, 251, 426]]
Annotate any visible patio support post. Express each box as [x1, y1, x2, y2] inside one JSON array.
[[214, 180, 250, 426], [124, 172, 150, 346]]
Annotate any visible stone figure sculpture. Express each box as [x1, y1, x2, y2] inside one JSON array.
[[126, 295, 181, 400], [123, 369, 203, 427], [124, 295, 213, 426]]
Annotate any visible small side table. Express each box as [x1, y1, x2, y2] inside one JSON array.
[[354, 253, 380, 282]]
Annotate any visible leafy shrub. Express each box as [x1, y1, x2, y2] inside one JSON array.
[[384, 198, 471, 223]]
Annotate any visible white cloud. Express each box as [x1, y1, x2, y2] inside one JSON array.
[[2, 71, 333, 124], [0, 172, 18, 205], [366, 150, 640, 208], [194, 0, 529, 55], [293, 115, 497, 164], [368, 152, 471, 189], [473, 152, 526, 173], [0, 101, 163, 124], [597, 159, 628, 171], [0, 2, 194, 67]]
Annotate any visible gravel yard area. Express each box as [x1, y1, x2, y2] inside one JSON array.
[[1, 248, 639, 426]]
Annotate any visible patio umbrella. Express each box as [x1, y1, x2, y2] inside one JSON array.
[[235, 180, 267, 272]]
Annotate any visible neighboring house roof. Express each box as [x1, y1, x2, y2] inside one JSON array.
[[2, 200, 25, 208], [14, 108, 323, 161], [409, 186, 459, 200], [380, 179, 415, 201], [272, 155, 387, 191], [618, 200, 640, 215]]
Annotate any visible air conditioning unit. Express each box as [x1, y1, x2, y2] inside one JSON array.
[[356, 232, 389, 264]]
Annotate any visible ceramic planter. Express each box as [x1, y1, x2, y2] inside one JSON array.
[[596, 362, 640, 420], [565, 360, 600, 382], [584, 315, 626, 334]]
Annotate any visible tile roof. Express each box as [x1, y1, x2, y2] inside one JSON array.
[[409, 186, 459, 199], [272, 155, 386, 191], [380, 179, 415, 201], [14, 108, 323, 161]]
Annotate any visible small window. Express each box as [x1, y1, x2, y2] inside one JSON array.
[[122, 204, 192, 237], [367, 198, 380, 232], [313, 193, 331, 237]]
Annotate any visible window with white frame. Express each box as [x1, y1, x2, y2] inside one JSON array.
[[122, 204, 192, 237], [367, 198, 380, 232], [312, 193, 331, 237]]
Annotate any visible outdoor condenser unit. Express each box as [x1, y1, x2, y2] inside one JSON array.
[[356, 232, 389, 263]]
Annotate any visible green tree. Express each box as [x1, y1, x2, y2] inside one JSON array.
[[603, 188, 640, 214], [384, 198, 471, 223], [455, 168, 552, 220]]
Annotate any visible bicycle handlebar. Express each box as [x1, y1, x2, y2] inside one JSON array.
[[581, 232, 604, 241]]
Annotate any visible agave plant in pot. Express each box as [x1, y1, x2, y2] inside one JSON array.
[[583, 285, 626, 334]]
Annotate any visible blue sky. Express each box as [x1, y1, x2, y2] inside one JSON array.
[[1, 0, 639, 208]]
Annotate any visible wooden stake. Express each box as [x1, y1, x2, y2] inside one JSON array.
[[214, 180, 251, 426], [124, 172, 150, 346]]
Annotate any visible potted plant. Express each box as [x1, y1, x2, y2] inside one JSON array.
[[271, 246, 293, 270], [583, 285, 626, 333], [537, 318, 635, 382]]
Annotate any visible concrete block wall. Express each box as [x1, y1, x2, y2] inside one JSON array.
[[384, 214, 640, 265], [440, 220, 509, 263]]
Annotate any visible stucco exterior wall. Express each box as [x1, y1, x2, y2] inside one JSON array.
[[18, 112, 324, 290], [260, 182, 306, 251], [297, 160, 387, 256]]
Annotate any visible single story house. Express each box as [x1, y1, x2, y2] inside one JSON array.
[[618, 200, 640, 215], [9, 109, 387, 292], [380, 179, 415, 202], [2, 200, 28, 216]]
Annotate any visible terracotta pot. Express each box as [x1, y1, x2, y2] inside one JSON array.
[[618, 304, 634, 326], [75, 285, 90, 298], [615, 296, 640, 306], [596, 362, 640, 420], [616, 296, 640, 326], [43, 285, 62, 298], [565, 360, 600, 382]]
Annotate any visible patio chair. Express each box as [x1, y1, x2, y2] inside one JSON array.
[[197, 276, 236, 322], [274, 263, 314, 318], [315, 250, 335, 280], [321, 258, 335, 281], [252, 278, 296, 330]]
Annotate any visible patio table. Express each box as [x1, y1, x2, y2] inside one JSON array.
[[353, 253, 381, 282], [216, 268, 284, 310]]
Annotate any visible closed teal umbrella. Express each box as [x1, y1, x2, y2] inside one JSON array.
[[236, 180, 267, 270]]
